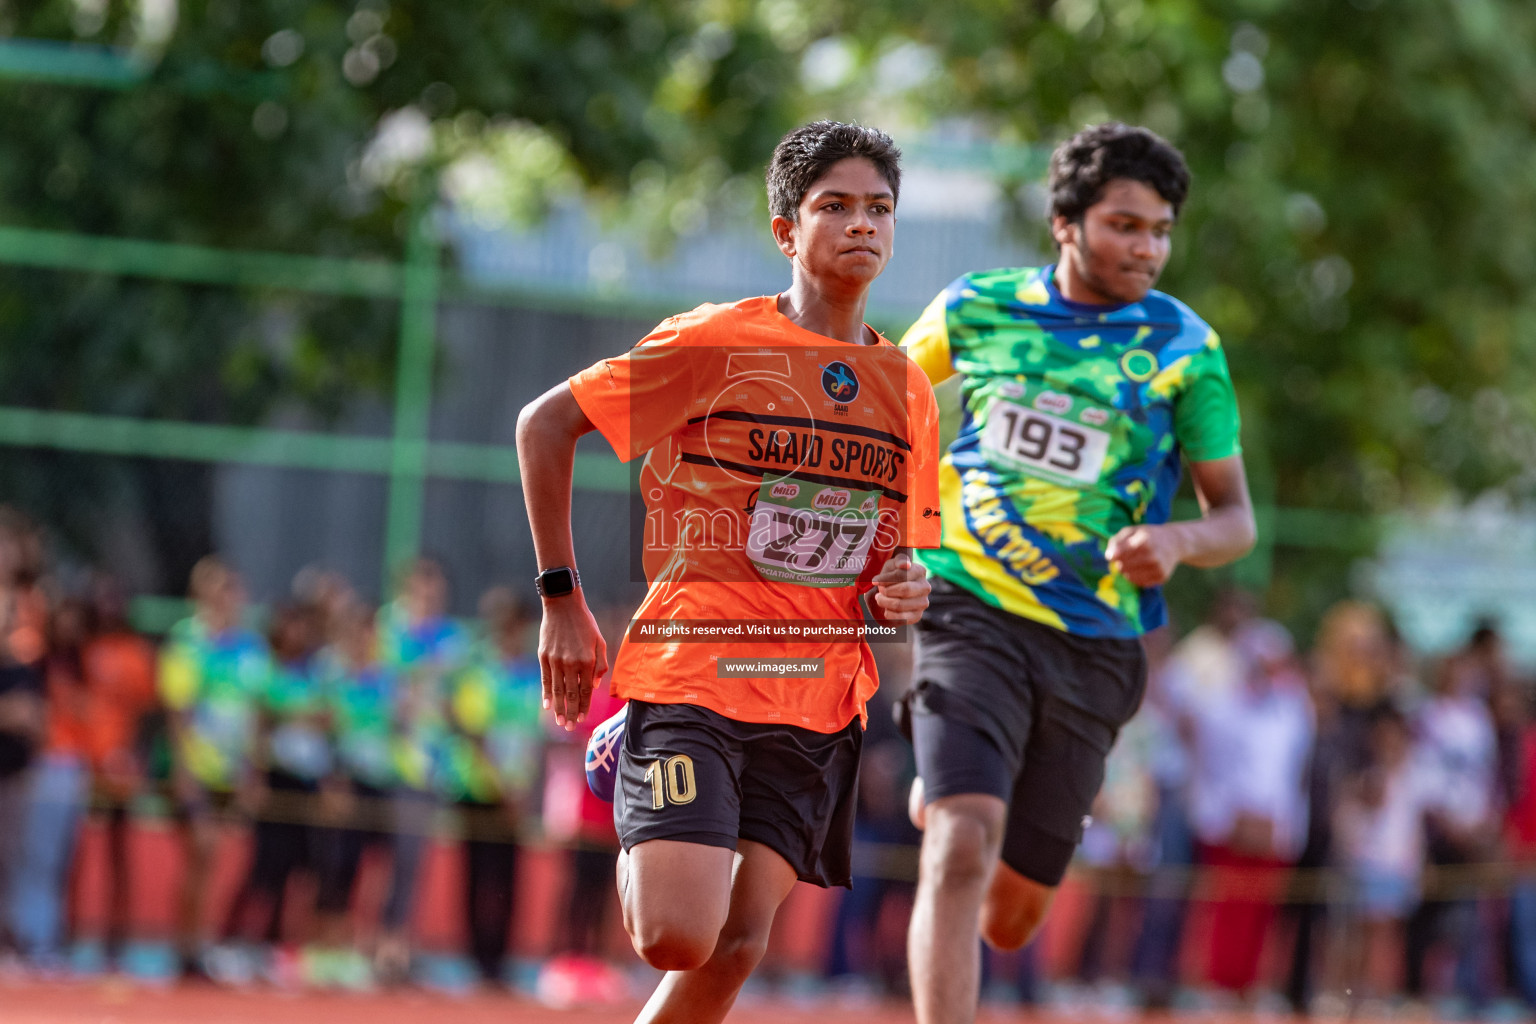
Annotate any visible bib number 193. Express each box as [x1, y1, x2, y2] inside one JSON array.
[[982, 400, 1110, 487]]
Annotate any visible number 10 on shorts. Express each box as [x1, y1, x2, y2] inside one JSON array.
[[645, 754, 698, 809]]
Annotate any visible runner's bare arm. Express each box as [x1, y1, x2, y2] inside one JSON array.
[[1105, 454, 1255, 588], [516, 382, 610, 730], [869, 548, 932, 625]]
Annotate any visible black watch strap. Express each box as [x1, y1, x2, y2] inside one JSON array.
[[535, 565, 580, 598]]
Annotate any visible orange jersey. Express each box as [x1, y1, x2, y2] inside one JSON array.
[[568, 296, 941, 733], [82, 632, 157, 768], [43, 633, 157, 764]]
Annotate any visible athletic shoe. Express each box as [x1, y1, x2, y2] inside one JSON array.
[[264, 944, 303, 990], [332, 949, 377, 992], [584, 703, 628, 802], [536, 953, 631, 1008], [299, 945, 335, 989], [201, 942, 257, 987]]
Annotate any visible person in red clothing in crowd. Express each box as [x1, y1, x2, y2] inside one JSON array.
[[1185, 619, 1314, 999], [14, 579, 158, 971], [1499, 682, 1536, 1006], [80, 576, 158, 967]]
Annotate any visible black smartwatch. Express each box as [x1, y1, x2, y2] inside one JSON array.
[[534, 565, 580, 598]]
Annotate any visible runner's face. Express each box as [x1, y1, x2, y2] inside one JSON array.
[[1053, 178, 1174, 304], [773, 157, 895, 289]]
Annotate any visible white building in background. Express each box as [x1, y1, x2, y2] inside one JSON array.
[[1361, 496, 1536, 667]]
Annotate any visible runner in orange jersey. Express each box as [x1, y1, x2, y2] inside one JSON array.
[[517, 121, 941, 1024]]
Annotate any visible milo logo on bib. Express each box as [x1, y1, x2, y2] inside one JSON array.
[[1033, 390, 1073, 415], [747, 477, 881, 588]]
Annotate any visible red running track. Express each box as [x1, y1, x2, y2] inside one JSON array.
[[0, 981, 1397, 1024]]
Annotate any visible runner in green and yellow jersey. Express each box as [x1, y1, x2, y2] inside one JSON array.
[[897, 123, 1257, 1024]]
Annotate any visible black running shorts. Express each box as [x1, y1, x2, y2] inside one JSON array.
[[907, 577, 1147, 887], [614, 699, 863, 888]]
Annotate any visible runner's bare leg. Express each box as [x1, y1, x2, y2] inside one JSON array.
[[909, 794, 1006, 1024], [632, 840, 799, 1024]]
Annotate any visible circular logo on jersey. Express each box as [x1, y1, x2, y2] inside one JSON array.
[[820, 361, 859, 403], [1120, 349, 1160, 382]]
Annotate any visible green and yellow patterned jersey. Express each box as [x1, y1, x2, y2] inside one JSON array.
[[377, 603, 469, 793], [318, 650, 398, 790], [158, 617, 270, 790], [900, 265, 1242, 638], [443, 643, 543, 803], [261, 657, 334, 782]]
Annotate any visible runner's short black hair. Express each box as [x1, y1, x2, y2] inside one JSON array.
[[1048, 122, 1191, 224], [767, 121, 901, 222]]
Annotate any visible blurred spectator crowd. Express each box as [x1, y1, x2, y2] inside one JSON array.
[[1034, 589, 1536, 1018], [821, 585, 1536, 1017], [0, 506, 625, 998], [4, 501, 1536, 1016]]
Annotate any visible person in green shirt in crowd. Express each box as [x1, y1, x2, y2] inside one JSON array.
[[374, 556, 469, 983], [221, 601, 330, 975], [310, 600, 397, 991], [158, 555, 270, 980], [444, 586, 544, 987]]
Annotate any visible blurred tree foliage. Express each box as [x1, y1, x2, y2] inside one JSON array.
[[0, 0, 803, 583], [796, 0, 1536, 624], [836, 0, 1536, 505], [2, 0, 1534, 615], [0, 0, 814, 409]]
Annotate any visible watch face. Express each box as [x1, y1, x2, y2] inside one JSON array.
[[538, 568, 576, 597]]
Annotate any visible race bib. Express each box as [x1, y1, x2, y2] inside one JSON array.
[[746, 478, 880, 588], [982, 398, 1111, 487]]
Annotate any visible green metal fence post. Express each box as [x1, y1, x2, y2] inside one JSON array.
[[382, 199, 440, 584], [1233, 405, 1277, 592]]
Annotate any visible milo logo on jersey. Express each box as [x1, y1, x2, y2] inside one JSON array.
[[746, 479, 887, 588]]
